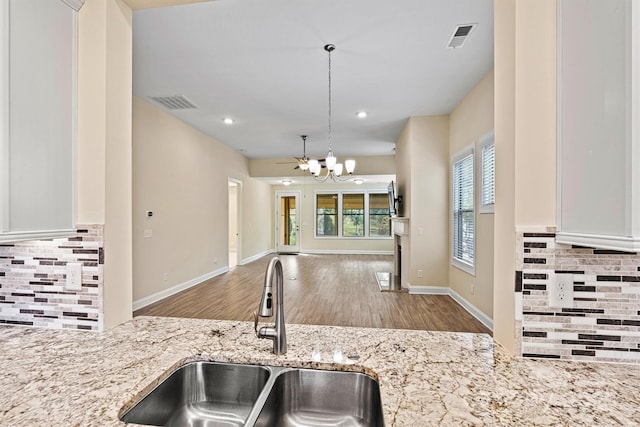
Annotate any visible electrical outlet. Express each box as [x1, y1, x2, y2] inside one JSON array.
[[470, 283, 475, 295], [549, 273, 574, 308], [417, 270, 424, 278], [163, 273, 168, 282], [66, 262, 82, 290]]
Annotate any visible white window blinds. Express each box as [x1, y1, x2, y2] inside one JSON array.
[[480, 138, 495, 212], [452, 149, 474, 273]]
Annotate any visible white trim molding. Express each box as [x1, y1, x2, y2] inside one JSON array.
[[556, 232, 640, 252], [408, 285, 493, 331], [240, 249, 275, 265], [133, 267, 229, 311], [302, 249, 394, 255], [0, 228, 77, 244]]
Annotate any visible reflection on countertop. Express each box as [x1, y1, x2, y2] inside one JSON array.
[[0, 316, 638, 426]]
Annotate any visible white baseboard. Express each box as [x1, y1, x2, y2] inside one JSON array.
[[133, 266, 229, 311], [302, 249, 394, 255], [240, 249, 275, 265], [408, 285, 450, 295], [408, 285, 493, 331]]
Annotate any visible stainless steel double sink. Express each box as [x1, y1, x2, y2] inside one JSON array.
[[119, 361, 385, 426]]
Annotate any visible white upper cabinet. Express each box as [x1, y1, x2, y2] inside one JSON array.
[[0, 0, 77, 242], [557, 0, 640, 251]]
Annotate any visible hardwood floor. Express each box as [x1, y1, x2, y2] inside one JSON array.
[[134, 254, 492, 335]]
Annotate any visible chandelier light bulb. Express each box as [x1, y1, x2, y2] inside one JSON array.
[[325, 152, 337, 171], [345, 159, 356, 174], [308, 159, 321, 175]]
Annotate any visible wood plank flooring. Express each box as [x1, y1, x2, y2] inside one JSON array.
[[134, 254, 492, 335]]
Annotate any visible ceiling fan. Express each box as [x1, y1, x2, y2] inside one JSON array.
[[279, 135, 325, 170]]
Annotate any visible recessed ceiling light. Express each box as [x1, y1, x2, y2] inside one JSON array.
[[357, 111, 367, 119], [223, 117, 234, 125], [354, 178, 365, 185], [282, 179, 292, 186]]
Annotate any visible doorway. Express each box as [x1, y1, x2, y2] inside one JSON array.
[[228, 179, 241, 268], [276, 191, 300, 253]]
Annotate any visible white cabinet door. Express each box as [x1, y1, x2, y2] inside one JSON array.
[[0, 0, 76, 242], [556, 0, 640, 251]]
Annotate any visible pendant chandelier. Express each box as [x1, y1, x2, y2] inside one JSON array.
[[307, 44, 356, 182]]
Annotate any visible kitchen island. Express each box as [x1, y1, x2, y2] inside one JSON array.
[[0, 316, 638, 426]]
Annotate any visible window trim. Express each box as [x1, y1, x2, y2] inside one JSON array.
[[451, 145, 475, 276], [314, 190, 392, 239], [478, 130, 495, 214]]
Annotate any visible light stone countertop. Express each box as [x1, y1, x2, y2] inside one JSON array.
[[0, 316, 638, 426]]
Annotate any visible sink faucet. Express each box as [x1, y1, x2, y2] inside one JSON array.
[[254, 257, 287, 354]]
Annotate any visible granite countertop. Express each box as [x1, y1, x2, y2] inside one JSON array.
[[0, 316, 638, 426]]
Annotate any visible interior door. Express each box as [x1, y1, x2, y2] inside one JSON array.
[[276, 191, 300, 253]]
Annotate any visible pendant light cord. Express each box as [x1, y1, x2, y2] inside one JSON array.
[[325, 44, 335, 153]]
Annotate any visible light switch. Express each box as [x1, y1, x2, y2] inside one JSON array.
[[66, 262, 82, 291], [144, 229, 153, 238]]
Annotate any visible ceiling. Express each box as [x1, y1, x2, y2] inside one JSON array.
[[132, 0, 494, 161]]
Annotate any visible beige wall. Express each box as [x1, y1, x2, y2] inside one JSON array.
[[493, 0, 517, 352], [241, 178, 273, 259], [449, 70, 495, 320], [132, 96, 272, 302], [493, 0, 557, 353], [77, 0, 133, 329], [270, 182, 394, 253], [396, 116, 450, 287], [395, 120, 411, 219], [514, 1, 557, 228]]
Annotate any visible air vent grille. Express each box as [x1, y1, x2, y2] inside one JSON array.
[[447, 24, 476, 49], [149, 95, 198, 110]]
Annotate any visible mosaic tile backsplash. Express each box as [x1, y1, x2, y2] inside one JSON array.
[[0, 225, 103, 331], [516, 231, 640, 364]]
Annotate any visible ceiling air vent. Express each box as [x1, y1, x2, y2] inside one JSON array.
[[148, 95, 198, 110], [447, 24, 476, 49]]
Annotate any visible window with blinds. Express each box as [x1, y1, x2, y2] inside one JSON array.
[[369, 193, 391, 237], [314, 191, 392, 238], [343, 194, 365, 237], [479, 131, 495, 213], [452, 148, 475, 274], [316, 194, 338, 236]]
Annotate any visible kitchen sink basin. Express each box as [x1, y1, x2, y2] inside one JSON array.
[[120, 361, 271, 427], [120, 362, 384, 426], [252, 368, 384, 427]]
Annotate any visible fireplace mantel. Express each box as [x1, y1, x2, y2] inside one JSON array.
[[392, 217, 409, 236]]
